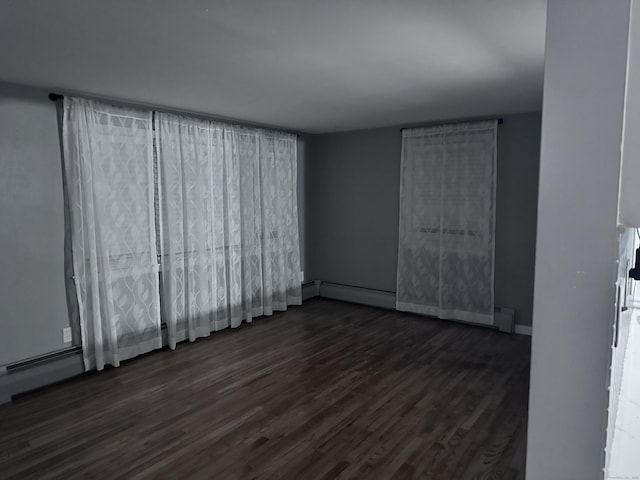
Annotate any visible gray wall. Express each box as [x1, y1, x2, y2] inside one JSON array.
[[0, 84, 70, 366], [526, 0, 629, 478], [0, 83, 310, 367], [307, 113, 541, 326], [307, 128, 402, 292], [495, 114, 541, 327]]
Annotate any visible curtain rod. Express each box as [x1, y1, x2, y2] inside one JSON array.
[[47, 92, 301, 137], [50, 92, 503, 133], [400, 118, 503, 131]]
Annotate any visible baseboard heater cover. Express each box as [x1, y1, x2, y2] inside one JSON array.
[[302, 280, 320, 301], [318, 281, 517, 333], [319, 281, 397, 310], [494, 307, 516, 333], [0, 346, 84, 405], [5, 346, 83, 374]]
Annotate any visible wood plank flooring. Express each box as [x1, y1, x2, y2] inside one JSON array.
[[0, 299, 531, 479]]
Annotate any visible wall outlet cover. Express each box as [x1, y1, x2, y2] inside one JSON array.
[[62, 327, 72, 344]]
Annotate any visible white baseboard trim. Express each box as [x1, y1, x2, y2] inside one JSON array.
[[515, 324, 533, 336]]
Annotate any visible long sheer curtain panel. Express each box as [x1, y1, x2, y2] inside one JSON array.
[[396, 121, 497, 325], [62, 98, 302, 369], [62, 98, 162, 370], [157, 113, 302, 348]]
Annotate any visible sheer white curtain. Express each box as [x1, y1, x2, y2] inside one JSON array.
[[156, 113, 301, 348], [62, 98, 162, 370], [396, 121, 497, 325]]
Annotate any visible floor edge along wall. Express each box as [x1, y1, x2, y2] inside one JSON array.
[[0, 279, 528, 405]]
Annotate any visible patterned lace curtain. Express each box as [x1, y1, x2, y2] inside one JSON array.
[[396, 121, 497, 325], [62, 98, 162, 370], [156, 113, 301, 349]]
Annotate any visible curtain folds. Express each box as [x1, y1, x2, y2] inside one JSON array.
[[62, 98, 162, 370], [396, 121, 497, 325], [62, 98, 301, 370], [156, 113, 301, 349]]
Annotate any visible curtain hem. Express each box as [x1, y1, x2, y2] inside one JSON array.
[[171, 297, 303, 345], [396, 301, 494, 327], [85, 336, 163, 372]]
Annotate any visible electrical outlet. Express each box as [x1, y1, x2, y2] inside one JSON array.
[[62, 327, 72, 344]]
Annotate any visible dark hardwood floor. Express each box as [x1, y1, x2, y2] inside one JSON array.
[[0, 299, 531, 480]]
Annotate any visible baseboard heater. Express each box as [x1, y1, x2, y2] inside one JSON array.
[[0, 316, 184, 405], [0, 346, 84, 405], [319, 281, 396, 310], [302, 280, 320, 301], [314, 280, 517, 333]]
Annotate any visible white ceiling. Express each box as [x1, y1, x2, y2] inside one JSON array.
[[0, 0, 547, 133]]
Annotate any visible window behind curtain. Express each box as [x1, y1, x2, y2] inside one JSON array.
[[396, 121, 497, 326]]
